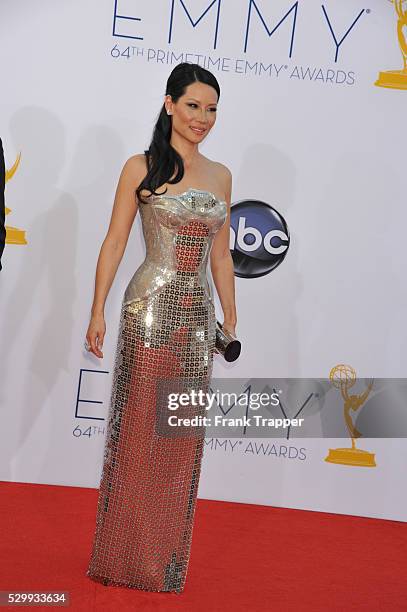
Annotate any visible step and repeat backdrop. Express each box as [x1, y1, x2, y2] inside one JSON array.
[[1, 0, 406, 521]]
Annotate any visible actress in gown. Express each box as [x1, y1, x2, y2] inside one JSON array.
[[85, 62, 237, 593]]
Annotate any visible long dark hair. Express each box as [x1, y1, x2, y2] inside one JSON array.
[[136, 62, 220, 205]]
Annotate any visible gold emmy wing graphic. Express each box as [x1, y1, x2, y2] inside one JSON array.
[[5, 151, 27, 245], [325, 365, 376, 467], [375, 0, 407, 89]]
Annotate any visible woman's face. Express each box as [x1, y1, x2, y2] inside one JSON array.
[[165, 81, 218, 143]]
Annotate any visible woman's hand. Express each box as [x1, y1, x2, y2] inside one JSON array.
[[221, 321, 236, 338], [85, 313, 106, 358]]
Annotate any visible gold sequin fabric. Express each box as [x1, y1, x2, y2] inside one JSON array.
[[86, 188, 227, 593]]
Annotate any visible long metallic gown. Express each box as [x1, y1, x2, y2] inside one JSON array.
[[86, 187, 227, 593]]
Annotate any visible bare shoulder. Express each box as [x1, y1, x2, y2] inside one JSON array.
[[209, 160, 232, 199], [123, 153, 148, 184], [202, 155, 232, 191], [203, 155, 231, 179], [214, 160, 232, 183], [206, 155, 231, 179]]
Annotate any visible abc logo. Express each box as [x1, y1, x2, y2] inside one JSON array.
[[230, 200, 289, 278]]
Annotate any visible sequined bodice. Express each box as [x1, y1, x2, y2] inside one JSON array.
[[123, 188, 227, 306]]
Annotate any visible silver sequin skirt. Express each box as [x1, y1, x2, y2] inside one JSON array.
[[86, 270, 216, 593]]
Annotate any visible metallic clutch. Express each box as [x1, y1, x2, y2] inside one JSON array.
[[214, 320, 241, 362]]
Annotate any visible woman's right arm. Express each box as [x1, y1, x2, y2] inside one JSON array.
[[86, 154, 146, 358]]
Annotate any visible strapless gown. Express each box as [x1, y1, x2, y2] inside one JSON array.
[[86, 187, 227, 593]]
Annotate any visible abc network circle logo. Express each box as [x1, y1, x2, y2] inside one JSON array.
[[230, 200, 290, 278]]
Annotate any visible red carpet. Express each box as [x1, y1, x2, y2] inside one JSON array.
[[0, 481, 406, 611]]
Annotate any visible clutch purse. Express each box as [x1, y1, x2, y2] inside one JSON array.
[[215, 320, 241, 362]]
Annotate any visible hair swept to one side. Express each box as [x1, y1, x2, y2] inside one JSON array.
[[136, 62, 220, 205]]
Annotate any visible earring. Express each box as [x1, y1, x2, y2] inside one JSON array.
[[167, 109, 172, 115]]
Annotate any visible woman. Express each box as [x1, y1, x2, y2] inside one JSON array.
[[85, 62, 237, 593]]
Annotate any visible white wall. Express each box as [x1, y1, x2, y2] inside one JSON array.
[[1, 0, 405, 521]]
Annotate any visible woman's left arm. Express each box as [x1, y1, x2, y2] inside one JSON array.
[[210, 165, 237, 337]]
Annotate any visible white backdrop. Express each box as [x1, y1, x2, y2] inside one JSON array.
[[1, 0, 406, 522]]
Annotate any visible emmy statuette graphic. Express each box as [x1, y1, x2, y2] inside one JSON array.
[[325, 365, 376, 467], [4, 151, 27, 246], [375, 0, 407, 89]]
